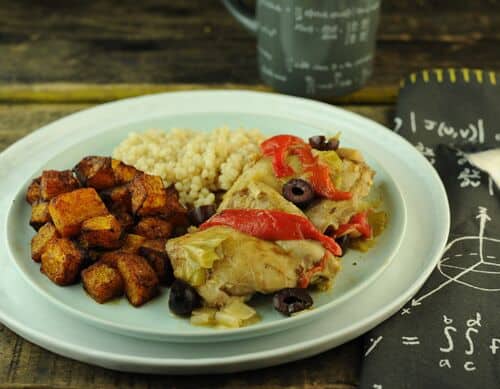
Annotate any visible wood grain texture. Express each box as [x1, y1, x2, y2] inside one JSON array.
[[0, 0, 498, 89], [0, 103, 392, 387], [0, 83, 399, 104]]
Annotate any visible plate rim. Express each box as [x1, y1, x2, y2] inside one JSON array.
[[0, 89, 449, 345]]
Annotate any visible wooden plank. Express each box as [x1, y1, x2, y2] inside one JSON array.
[[0, 83, 399, 105], [0, 102, 392, 386], [0, 0, 498, 89], [0, 323, 360, 389]]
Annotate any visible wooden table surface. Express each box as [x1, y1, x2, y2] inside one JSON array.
[[0, 1, 498, 387]]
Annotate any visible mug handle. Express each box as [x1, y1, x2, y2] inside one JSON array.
[[221, 0, 258, 35]]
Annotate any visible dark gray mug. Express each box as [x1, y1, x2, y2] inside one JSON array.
[[222, 0, 381, 97]]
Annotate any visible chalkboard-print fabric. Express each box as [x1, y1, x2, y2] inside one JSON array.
[[360, 69, 500, 389]]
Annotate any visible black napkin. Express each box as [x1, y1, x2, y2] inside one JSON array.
[[359, 69, 500, 389]]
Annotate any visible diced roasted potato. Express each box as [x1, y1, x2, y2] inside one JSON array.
[[164, 185, 187, 217], [99, 234, 146, 268], [40, 170, 80, 201], [139, 239, 173, 285], [111, 159, 140, 185], [133, 217, 173, 240], [99, 250, 123, 268], [80, 249, 103, 269], [31, 222, 60, 262], [82, 262, 124, 303], [26, 177, 41, 204], [129, 173, 169, 216], [100, 185, 132, 213], [79, 214, 123, 249], [49, 188, 109, 237], [73, 156, 116, 190], [112, 210, 135, 231], [116, 254, 159, 306], [40, 238, 84, 285], [30, 200, 51, 230], [121, 234, 146, 253]]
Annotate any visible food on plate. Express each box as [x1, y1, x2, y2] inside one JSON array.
[[166, 223, 340, 307], [113, 127, 264, 206], [168, 279, 201, 317], [26, 129, 386, 328], [79, 214, 123, 249], [133, 217, 173, 240], [48, 188, 109, 237], [26, 177, 42, 204], [40, 238, 84, 286], [116, 254, 159, 307], [26, 156, 187, 306], [138, 239, 174, 286], [31, 222, 59, 262], [40, 170, 80, 200], [81, 262, 124, 304], [29, 200, 51, 230], [273, 288, 314, 316], [73, 156, 117, 190]]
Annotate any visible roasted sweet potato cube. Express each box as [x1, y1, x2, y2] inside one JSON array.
[[82, 262, 124, 303], [81, 249, 103, 269], [99, 234, 146, 268], [40, 170, 79, 201], [80, 214, 123, 249], [31, 222, 59, 262], [100, 185, 132, 213], [48, 188, 109, 237], [40, 238, 84, 285], [30, 200, 51, 230], [73, 156, 116, 190], [112, 210, 135, 231], [129, 173, 168, 216], [139, 239, 173, 286], [121, 234, 146, 253], [99, 251, 123, 268], [26, 177, 41, 204], [111, 159, 140, 185], [134, 217, 172, 240], [164, 185, 187, 216], [116, 254, 159, 307]]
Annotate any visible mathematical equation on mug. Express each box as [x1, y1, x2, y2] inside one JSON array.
[[258, 1, 379, 44]]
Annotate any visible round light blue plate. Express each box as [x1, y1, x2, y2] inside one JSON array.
[[2, 91, 446, 345]]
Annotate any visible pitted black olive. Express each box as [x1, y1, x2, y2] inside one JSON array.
[[168, 280, 201, 317], [282, 179, 315, 206], [308, 135, 339, 151], [335, 234, 350, 257], [324, 225, 348, 257], [188, 204, 217, 226], [273, 288, 313, 316]]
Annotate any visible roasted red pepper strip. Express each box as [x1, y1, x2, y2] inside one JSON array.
[[260, 135, 352, 201], [307, 162, 352, 201], [333, 211, 373, 239], [200, 209, 342, 256], [298, 253, 329, 288], [260, 135, 304, 177]]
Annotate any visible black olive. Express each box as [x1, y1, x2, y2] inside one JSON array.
[[168, 280, 201, 317], [335, 234, 350, 258], [188, 204, 217, 226], [308, 135, 339, 151], [273, 288, 313, 316], [282, 179, 315, 206]]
